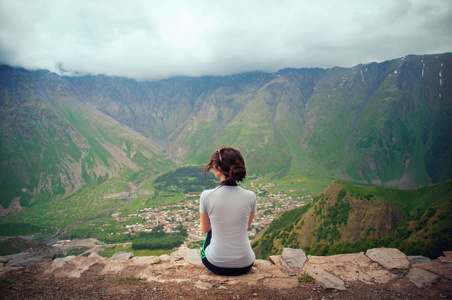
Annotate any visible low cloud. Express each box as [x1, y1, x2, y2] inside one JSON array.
[[1, 0, 451, 80]]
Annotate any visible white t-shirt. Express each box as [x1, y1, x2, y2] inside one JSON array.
[[199, 185, 257, 268]]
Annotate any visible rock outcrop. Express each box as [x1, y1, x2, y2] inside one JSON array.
[[366, 247, 411, 270], [1, 244, 451, 298], [280, 248, 307, 276]]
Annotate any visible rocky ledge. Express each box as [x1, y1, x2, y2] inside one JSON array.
[[1, 246, 451, 299]]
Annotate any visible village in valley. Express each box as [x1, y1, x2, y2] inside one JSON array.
[[110, 183, 312, 244]]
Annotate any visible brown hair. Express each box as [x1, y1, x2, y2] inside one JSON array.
[[204, 147, 247, 185]]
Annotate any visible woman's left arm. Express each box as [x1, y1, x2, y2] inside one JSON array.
[[200, 213, 211, 233]]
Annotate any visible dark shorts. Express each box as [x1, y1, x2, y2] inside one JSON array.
[[201, 230, 254, 276]]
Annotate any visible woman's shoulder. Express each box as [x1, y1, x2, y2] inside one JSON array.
[[201, 189, 213, 195], [201, 187, 218, 197], [237, 187, 256, 197]]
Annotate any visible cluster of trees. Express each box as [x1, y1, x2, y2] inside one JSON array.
[[64, 224, 190, 252], [132, 225, 188, 251], [153, 166, 217, 194], [305, 235, 448, 259], [132, 235, 185, 250], [0, 223, 56, 242], [316, 189, 351, 243]]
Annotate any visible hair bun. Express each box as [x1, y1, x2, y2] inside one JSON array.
[[229, 162, 247, 182]]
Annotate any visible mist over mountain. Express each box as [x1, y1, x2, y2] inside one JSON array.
[[0, 53, 451, 217]]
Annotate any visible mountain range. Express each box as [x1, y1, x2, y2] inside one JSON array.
[[0, 53, 451, 227]]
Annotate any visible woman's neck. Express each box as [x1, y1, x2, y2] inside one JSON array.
[[220, 179, 238, 186]]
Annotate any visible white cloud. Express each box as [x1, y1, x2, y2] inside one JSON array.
[[0, 0, 451, 80]]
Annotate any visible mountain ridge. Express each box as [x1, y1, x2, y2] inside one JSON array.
[[0, 52, 451, 223]]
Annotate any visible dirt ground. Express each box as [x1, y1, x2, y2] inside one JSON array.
[[1, 264, 451, 300]]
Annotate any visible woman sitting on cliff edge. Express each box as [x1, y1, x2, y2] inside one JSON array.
[[199, 147, 257, 276]]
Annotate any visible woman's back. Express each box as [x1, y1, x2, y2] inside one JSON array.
[[200, 186, 256, 268]]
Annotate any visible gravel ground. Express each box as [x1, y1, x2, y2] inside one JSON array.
[[1, 264, 451, 300]]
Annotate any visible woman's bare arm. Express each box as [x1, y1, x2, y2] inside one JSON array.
[[248, 212, 255, 230], [200, 213, 211, 233]]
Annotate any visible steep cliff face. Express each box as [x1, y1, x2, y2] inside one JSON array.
[[297, 182, 404, 247], [299, 54, 452, 188], [252, 179, 452, 259]]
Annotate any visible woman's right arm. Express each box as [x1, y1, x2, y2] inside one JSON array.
[[200, 213, 211, 233]]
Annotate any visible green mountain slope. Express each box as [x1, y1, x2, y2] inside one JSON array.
[[0, 53, 451, 232], [0, 67, 173, 225], [252, 179, 452, 259]]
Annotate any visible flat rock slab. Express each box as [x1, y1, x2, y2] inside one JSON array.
[[408, 256, 433, 265], [252, 260, 286, 277], [159, 254, 170, 263], [0, 256, 9, 264], [132, 256, 161, 265], [193, 259, 286, 286], [416, 261, 452, 281], [406, 267, 440, 288], [255, 259, 272, 267], [100, 260, 128, 275], [4, 252, 54, 267], [304, 266, 345, 290], [366, 248, 410, 270], [170, 249, 202, 265], [304, 253, 396, 284], [280, 248, 307, 276], [268, 255, 281, 267], [50, 256, 104, 278], [52, 256, 76, 267], [112, 251, 134, 260], [437, 251, 452, 264]]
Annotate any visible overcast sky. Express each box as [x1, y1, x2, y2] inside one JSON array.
[[1, 0, 451, 81]]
